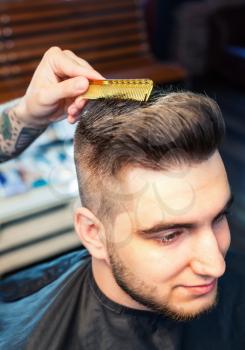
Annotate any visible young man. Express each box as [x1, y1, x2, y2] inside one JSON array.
[[1, 92, 245, 349]]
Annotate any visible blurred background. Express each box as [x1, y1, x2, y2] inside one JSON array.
[[0, 0, 245, 276]]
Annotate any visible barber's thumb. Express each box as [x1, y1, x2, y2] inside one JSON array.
[[46, 76, 89, 103]]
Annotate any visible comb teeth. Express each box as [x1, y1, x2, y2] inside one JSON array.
[[80, 79, 153, 102]]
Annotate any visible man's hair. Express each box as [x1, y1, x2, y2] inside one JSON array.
[[74, 90, 225, 222]]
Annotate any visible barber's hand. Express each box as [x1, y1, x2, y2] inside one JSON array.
[[13, 47, 104, 128]]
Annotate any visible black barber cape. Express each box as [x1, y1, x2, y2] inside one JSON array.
[[1, 249, 245, 350]]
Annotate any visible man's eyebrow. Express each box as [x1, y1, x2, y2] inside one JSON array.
[[137, 193, 234, 236]]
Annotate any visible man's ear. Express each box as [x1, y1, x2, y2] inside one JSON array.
[[74, 207, 107, 260]]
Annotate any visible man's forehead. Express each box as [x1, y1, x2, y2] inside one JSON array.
[[116, 152, 230, 219], [120, 152, 226, 195]]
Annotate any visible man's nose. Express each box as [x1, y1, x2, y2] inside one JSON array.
[[189, 228, 226, 279]]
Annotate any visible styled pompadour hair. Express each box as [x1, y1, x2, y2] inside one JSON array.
[[74, 90, 225, 222]]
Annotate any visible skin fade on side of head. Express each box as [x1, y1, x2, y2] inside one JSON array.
[[73, 90, 232, 322]]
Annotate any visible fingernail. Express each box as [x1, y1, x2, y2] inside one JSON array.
[[77, 99, 85, 107], [68, 107, 77, 115], [76, 78, 88, 90]]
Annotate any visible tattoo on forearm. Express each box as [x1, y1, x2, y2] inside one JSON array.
[[0, 107, 45, 162], [2, 110, 13, 140]]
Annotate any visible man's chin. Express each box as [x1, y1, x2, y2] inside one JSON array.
[[158, 292, 219, 322]]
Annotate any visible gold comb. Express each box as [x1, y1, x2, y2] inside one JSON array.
[[79, 79, 153, 102]]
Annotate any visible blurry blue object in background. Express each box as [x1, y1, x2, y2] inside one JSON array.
[[226, 47, 245, 59], [0, 120, 76, 199]]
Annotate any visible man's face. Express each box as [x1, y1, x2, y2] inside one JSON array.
[[106, 151, 232, 321]]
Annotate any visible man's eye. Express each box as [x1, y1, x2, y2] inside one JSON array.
[[215, 210, 231, 224], [157, 231, 183, 245]]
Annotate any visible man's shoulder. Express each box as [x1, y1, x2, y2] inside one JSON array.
[[0, 248, 90, 302], [0, 249, 91, 349]]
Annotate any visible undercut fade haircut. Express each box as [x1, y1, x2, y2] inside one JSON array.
[[74, 90, 225, 223]]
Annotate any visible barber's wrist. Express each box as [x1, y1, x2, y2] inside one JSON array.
[[12, 98, 50, 130]]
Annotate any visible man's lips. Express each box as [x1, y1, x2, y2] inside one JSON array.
[[183, 279, 216, 288], [180, 279, 217, 295]]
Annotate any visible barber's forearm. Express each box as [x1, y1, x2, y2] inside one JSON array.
[[0, 101, 46, 163]]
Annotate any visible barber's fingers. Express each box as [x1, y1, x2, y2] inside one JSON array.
[[41, 76, 89, 105], [63, 49, 98, 71], [44, 47, 103, 80], [67, 112, 84, 124], [67, 99, 87, 124], [67, 111, 85, 124]]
